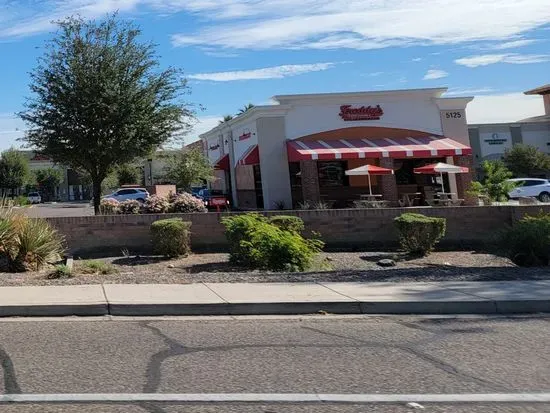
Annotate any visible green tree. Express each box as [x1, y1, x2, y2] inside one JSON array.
[[0, 149, 30, 197], [503, 144, 550, 177], [116, 163, 141, 186], [237, 103, 255, 115], [165, 148, 214, 191], [19, 14, 194, 214], [34, 167, 64, 202], [468, 160, 516, 202], [219, 115, 233, 125]]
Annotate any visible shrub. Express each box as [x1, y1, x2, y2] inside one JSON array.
[[151, 218, 192, 257], [269, 215, 305, 233], [47, 264, 72, 279], [100, 198, 120, 214], [171, 192, 207, 213], [222, 213, 323, 271], [119, 199, 141, 214], [15, 196, 29, 206], [500, 212, 550, 266], [78, 260, 118, 275], [394, 213, 446, 256], [144, 195, 170, 214], [8, 216, 65, 272]]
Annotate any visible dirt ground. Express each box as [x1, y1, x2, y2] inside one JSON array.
[[0, 250, 548, 286]]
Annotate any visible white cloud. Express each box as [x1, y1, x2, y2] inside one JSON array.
[[488, 39, 538, 50], [466, 93, 544, 124], [455, 53, 550, 67], [0, 113, 27, 150], [423, 69, 448, 80], [412, 57, 423, 62], [169, 0, 550, 50], [186, 115, 223, 142], [188, 62, 339, 82], [445, 87, 495, 96]]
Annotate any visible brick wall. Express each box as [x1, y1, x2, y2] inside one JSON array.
[[300, 160, 321, 203], [47, 205, 550, 257], [379, 158, 399, 205], [454, 156, 476, 205]]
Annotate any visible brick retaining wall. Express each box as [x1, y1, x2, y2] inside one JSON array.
[[46, 205, 550, 257]]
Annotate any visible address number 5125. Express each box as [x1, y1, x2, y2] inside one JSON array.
[[445, 112, 462, 119]]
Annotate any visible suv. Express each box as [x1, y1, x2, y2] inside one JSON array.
[[507, 178, 550, 202], [103, 188, 149, 202], [27, 192, 41, 204]]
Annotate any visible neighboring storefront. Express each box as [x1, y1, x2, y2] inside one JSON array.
[[201, 87, 474, 209], [468, 84, 550, 178]]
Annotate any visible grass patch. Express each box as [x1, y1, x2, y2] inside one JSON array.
[[46, 264, 73, 279], [77, 260, 119, 275]]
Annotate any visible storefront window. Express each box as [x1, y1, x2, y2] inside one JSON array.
[[289, 162, 301, 188], [318, 161, 348, 187]]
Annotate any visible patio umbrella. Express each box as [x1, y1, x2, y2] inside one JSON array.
[[413, 162, 469, 193], [345, 164, 394, 195]]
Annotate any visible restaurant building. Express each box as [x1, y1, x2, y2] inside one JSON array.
[[200, 88, 474, 209]]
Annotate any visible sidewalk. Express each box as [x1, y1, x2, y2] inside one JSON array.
[[0, 281, 548, 317]]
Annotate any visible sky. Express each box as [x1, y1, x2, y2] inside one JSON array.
[[0, 0, 549, 150]]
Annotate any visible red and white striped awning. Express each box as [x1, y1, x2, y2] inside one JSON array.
[[286, 136, 472, 162], [237, 145, 260, 166]]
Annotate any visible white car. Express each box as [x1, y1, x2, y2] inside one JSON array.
[[27, 192, 41, 204], [103, 188, 149, 202], [507, 178, 550, 202]]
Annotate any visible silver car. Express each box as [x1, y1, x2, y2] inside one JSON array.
[[507, 178, 550, 202], [102, 188, 149, 202]]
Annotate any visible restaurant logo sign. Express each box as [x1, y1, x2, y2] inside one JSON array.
[[239, 129, 252, 141], [209, 144, 220, 150], [339, 105, 384, 121]]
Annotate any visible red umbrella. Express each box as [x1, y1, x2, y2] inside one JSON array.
[[345, 164, 394, 195], [414, 162, 469, 192]]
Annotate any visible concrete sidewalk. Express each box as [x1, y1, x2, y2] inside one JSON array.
[[0, 281, 549, 317]]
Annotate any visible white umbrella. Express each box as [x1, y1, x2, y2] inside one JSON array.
[[345, 164, 394, 195], [413, 162, 469, 193]]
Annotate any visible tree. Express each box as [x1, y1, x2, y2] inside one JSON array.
[[468, 160, 516, 203], [237, 103, 255, 115], [33, 167, 64, 202], [116, 163, 141, 186], [19, 14, 193, 214], [503, 144, 550, 177], [0, 149, 30, 197], [219, 115, 233, 125], [165, 148, 214, 191]]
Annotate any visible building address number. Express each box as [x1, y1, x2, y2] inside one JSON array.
[[444, 111, 462, 119]]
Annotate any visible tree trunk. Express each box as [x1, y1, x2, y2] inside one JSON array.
[[92, 180, 102, 215]]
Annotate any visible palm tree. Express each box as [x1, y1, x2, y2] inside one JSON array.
[[237, 103, 255, 115], [219, 115, 233, 125]]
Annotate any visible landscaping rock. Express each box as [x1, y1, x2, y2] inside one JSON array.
[[167, 264, 175, 269], [377, 259, 396, 267]]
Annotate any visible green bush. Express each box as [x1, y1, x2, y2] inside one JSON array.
[[269, 215, 305, 233], [100, 198, 120, 214], [500, 212, 550, 266], [8, 216, 65, 272], [119, 199, 141, 214], [222, 213, 323, 271], [394, 213, 446, 256], [151, 218, 192, 257], [47, 264, 72, 279], [144, 195, 170, 214], [15, 196, 30, 206], [77, 260, 119, 275]]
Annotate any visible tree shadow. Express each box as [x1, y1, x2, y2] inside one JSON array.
[[111, 256, 171, 266], [186, 261, 250, 274]]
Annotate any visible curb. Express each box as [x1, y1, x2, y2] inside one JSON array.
[[3, 300, 547, 318]]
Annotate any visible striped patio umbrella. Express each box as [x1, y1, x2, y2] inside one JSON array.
[[345, 164, 394, 196]]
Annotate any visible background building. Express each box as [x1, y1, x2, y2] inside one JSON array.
[[468, 85, 550, 177]]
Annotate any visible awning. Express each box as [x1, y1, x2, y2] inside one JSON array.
[[286, 136, 472, 162], [213, 154, 230, 171], [237, 145, 259, 166]]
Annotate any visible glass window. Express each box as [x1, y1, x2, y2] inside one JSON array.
[[289, 162, 301, 188], [318, 161, 348, 187], [117, 189, 135, 195], [523, 180, 543, 187]]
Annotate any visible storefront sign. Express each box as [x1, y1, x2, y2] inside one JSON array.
[[239, 131, 252, 141], [31, 154, 51, 161], [483, 133, 507, 145], [209, 144, 220, 150], [339, 105, 384, 121]]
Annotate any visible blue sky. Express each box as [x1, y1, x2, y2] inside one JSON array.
[[1, 0, 550, 149]]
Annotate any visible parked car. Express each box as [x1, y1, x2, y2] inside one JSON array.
[[27, 192, 41, 204], [507, 178, 550, 202], [196, 189, 231, 210], [102, 188, 149, 202]]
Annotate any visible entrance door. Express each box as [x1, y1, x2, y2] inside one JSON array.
[[253, 165, 264, 209]]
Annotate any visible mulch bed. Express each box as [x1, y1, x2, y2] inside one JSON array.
[[0, 251, 548, 286]]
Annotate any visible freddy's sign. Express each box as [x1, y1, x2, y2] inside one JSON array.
[[339, 105, 383, 121]]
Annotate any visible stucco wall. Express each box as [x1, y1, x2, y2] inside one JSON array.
[[46, 205, 550, 256]]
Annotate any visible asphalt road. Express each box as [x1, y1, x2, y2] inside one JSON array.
[[20, 202, 94, 218], [0, 315, 549, 412]]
